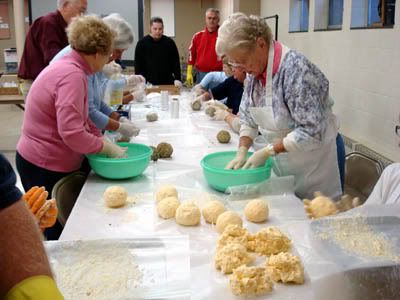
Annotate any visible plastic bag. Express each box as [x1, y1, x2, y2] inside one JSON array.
[[103, 72, 124, 106], [226, 175, 295, 201]]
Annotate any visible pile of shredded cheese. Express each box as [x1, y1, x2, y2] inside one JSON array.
[[52, 244, 143, 300], [318, 215, 400, 262]]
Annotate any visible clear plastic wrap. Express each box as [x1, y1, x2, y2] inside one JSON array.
[[284, 204, 400, 300], [226, 176, 295, 199], [45, 237, 190, 299]]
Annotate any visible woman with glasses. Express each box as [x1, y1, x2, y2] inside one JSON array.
[[218, 13, 344, 200], [16, 15, 127, 240], [52, 13, 145, 142]]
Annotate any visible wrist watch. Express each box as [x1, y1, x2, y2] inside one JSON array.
[[266, 143, 276, 156]]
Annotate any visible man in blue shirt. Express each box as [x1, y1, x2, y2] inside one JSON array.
[[194, 64, 246, 114]]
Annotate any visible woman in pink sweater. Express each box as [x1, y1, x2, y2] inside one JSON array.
[[16, 15, 125, 239]]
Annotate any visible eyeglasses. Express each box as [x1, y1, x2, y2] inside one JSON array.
[[396, 125, 400, 137], [228, 61, 246, 69]]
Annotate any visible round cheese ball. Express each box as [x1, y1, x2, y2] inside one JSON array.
[[244, 199, 269, 223], [217, 130, 231, 143], [205, 106, 216, 117], [175, 201, 201, 226], [202, 200, 226, 224], [216, 211, 243, 233], [155, 185, 178, 203], [104, 186, 128, 208], [157, 196, 180, 219], [191, 99, 201, 111], [146, 112, 158, 122], [156, 142, 173, 158]]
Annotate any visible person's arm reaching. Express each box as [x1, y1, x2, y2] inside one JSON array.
[[186, 34, 197, 86], [56, 73, 103, 154], [0, 200, 63, 300], [0, 155, 63, 299]]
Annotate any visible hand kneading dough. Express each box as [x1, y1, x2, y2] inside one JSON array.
[[215, 243, 254, 274], [229, 265, 273, 296], [247, 227, 291, 255], [244, 199, 269, 223], [266, 252, 304, 284], [175, 201, 201, 226], [216, 211, 242, 233], [202, 200, 226, 224], [157, 196, 180, 219], [303, 192, 338, 219], [155, 185, 178, 203], [104, 186, 128, 208]]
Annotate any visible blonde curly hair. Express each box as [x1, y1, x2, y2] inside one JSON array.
[[216, 13, 272, 57], [67, 15, 116, 55]]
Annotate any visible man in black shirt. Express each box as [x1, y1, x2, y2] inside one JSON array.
[[134, 17, 181, 86]]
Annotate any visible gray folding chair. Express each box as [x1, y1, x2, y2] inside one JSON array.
[[52, 171, 86, 227], [344, 152, 383, 204]]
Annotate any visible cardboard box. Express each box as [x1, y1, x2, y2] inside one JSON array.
[[0, 74, 21, 95], [145, 85, 180, 95]]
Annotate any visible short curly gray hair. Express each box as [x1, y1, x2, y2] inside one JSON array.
[[103, 13, 134, 50], [216, 13, 272, 57]]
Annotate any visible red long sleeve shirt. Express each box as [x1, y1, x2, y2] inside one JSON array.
[[18, 10, 68, 80], [187, 27, 223, 73]]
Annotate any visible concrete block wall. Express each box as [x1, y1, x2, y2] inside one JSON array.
[[260, 0, 400, 162]]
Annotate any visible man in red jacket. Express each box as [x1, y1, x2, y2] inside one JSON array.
[[186, 8, 223, 86], [18, 0, 87, 95]]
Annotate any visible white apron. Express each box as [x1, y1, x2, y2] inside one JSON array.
[[249, 42, 342, 200]]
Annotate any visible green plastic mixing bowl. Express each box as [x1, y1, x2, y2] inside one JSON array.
[[86, 143, 152, 179], [200, 151, 273, 192]]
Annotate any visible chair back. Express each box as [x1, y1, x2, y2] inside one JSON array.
[[344, 152, 383, 204], [52, 171, 86, 227]]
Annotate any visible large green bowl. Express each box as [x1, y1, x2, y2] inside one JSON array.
[[86, 143, 152, 179], [200, 151, 273, 192]]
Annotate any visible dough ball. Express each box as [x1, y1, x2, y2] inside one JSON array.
[[266, 252, 304, 284], [205, 106, 216, 117], [150, 146, 159, 162], [244, 199, 269, 223], [104, 186, 128, 208], [202, 200, 226, 224], [229, 265, 273, 296], [191, 99, 201, 111], [155, 185, 178, 203], [247, 226, 291, 255], [175, 201, 201, 226], [146, 112, 158, 122], [217, 130, 231, 143], [216, 211, 242, 234], [217, 224, 249, 250], [156, 142, 173, 158], [215, 243, 254, 274], [303, 193, 337, 219], [157, 196, 180, 219]]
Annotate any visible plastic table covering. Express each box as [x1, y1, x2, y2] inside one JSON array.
[[59, 93, 400, 299]]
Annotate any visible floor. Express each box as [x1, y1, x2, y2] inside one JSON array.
[[0, 106, 24, 190]]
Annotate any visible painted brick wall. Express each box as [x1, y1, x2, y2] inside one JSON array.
[[260, 0, 400, 161]]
